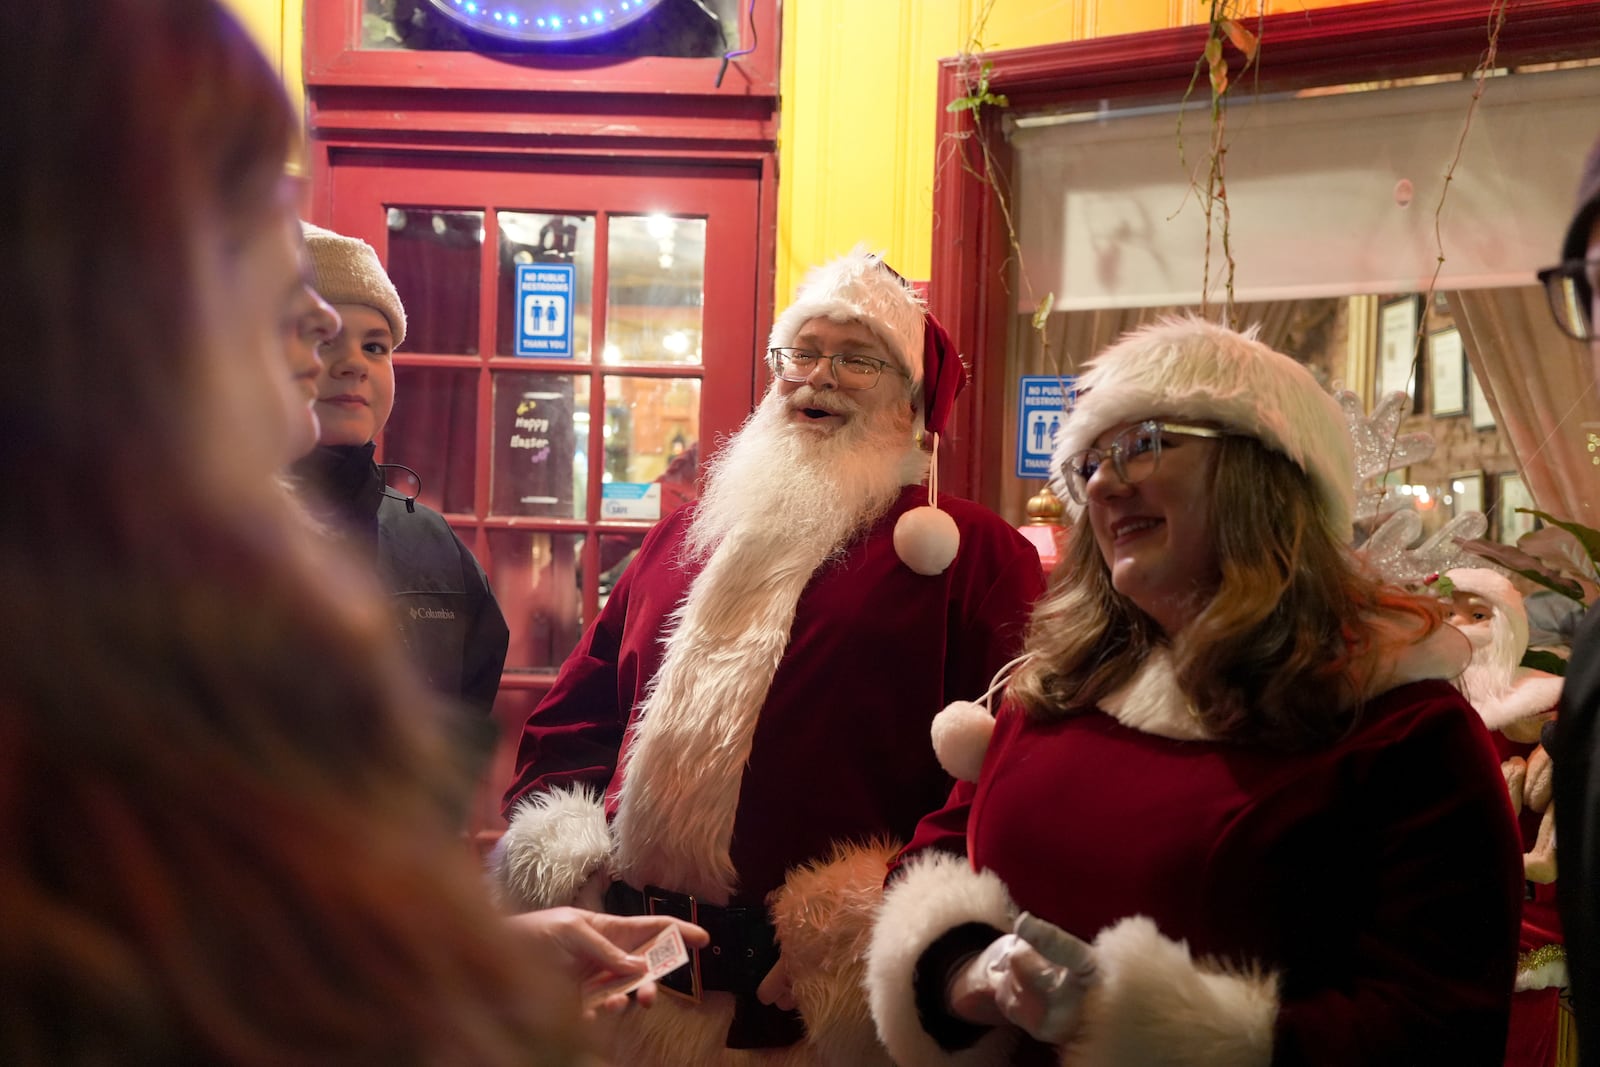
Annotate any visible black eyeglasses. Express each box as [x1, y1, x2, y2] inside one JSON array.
[[766, 347, 908, 389], [1059, 420, 1232, 504], [1536, 260, 1596, 342]]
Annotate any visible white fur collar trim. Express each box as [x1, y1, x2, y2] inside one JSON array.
[[1102, 624, 1471, 740], [610, 528, 827, 904], [1101, 649, 1210, 741]]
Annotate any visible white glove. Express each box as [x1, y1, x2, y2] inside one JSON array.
[[966, 912, 1098, 1045]]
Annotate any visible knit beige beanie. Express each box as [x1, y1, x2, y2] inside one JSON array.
[[300, 222, 406, 348]]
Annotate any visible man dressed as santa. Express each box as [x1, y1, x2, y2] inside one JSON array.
[[490, 248, 1045, 1065]]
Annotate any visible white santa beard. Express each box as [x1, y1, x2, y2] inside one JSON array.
[[684, 384, 928, 564], [1455, 615, 1522, 704], [613, 386, 928, 899], [1457, 661, 1516, 707]]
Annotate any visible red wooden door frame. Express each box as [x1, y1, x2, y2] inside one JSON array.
[[931, 0, 1600, 510]]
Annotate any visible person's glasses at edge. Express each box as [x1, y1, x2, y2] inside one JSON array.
[[1060, 420, 1233, 505], [1536, 259, 1598, 342], [767, 347, 910, 389]]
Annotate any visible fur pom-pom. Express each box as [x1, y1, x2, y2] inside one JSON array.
[[931, 700, 994, 782], [894, 505, 960, 575]]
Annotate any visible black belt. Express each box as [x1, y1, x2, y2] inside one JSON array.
[[604, 880, 805, 1049]]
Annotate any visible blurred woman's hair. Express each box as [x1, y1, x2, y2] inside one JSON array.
[[0, 2, 581, 1062], [1010, 435, 1444, 750]]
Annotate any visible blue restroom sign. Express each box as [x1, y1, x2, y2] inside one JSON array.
[[515, 262, 576, 358], [1015, 375, 1075, 479]]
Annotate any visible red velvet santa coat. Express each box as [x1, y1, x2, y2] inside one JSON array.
[[495, 484, 1043, 1065], [869, 645, 1523, 1067]]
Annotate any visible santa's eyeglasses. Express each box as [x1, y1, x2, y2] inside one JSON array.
[[766, 348, 909, 390], [1536, 260, 1597, 342]]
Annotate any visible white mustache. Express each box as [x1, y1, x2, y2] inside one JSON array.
[[785, 385, 856, 416]]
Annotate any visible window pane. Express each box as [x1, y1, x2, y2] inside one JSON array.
[[385, 366, 478, 515], [597, 531, 646, 612], [385, 208, 483, 356], [605, 215, 706, 365], [491, 371, 588, 519], [602, 376, 700, 521], [488, 529, 584, 673], [497, 212, 595, 359]]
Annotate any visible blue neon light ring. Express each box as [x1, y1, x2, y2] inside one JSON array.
[[425, 0, 670, 43]]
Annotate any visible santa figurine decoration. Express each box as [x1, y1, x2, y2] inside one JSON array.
[[1444, 567, 1566, 1067]]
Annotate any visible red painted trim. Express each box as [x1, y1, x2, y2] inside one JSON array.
[[309, 86, 776, 143], [930, 0, 1600, 511], [750, 153, 779, 409]]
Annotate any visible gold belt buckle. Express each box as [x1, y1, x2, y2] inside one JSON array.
[[647, 891, 702, 1003]]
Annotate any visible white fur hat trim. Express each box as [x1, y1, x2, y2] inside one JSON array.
[[768, 244, 927, 386], [1049, 317, 1356, 544], [1445, 567, 1530, 649]]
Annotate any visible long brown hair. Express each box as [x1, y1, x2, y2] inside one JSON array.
[[0, 3, 582, 1062], [1011, 436, 1444, 749]]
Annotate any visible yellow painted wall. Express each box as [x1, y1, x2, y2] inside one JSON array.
[[221, 0, 304, 137]]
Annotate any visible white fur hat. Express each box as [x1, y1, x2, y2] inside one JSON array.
[[1049, 317, 1356, 544], [301, 221, 407, 348], [769, 244, 927, 389]]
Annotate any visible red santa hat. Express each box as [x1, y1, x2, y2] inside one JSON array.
[[1049, 317, 1356, 544], [769, 246, 969, 575]]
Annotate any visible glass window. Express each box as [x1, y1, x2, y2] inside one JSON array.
[[601, 376, 700, 521], [385, 366, 479, 514], [497, 211, 596, 359], [488, 528, 646, 672], [385, 207, 483, 356], [604, 215, 706, 365], [491, 371, 588, 519], [488, 529, 584, 673]]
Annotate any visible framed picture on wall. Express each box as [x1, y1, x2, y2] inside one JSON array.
[[1469, 365, 1497, 430], [1448, 470, 1485, 517], [1376, 295, 1422, 408], [1495, 471, 1537, 544], [1429, 327, 1467, 417]]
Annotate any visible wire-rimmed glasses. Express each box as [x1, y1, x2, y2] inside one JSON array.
[[1537, 260, 1596, 342], [1059, 420, 1233, 504], [766, 347, 908, 389]]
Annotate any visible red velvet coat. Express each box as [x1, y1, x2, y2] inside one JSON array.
[[502, 485, 1045, 907], [890, 673, 1523, 1066]]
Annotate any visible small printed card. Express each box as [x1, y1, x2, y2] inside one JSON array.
[[580, 924, 691, 1009]]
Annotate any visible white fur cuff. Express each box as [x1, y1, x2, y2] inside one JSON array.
[[489, 785, 612, 912], [867, 851, 1018, 1067], [1062, 916, 1278, 1067]]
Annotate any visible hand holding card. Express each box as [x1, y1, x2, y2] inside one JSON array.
[[580, 923, 691, 1010]]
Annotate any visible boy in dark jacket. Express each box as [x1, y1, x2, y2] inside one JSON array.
[[292, 222, 509, 779]]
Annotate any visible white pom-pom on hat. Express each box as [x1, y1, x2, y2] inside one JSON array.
[[930, 654, 1030, 782], [894, 505, 959, 576], [931, 700, 996, 782]]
